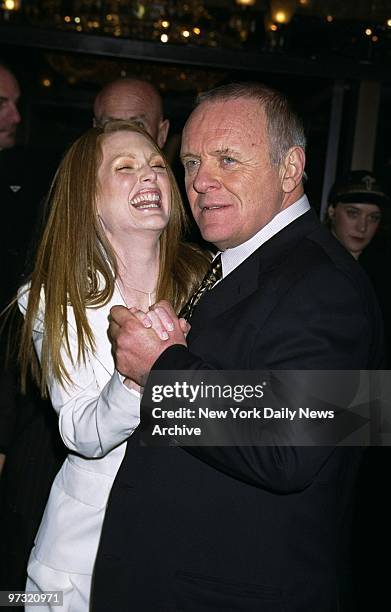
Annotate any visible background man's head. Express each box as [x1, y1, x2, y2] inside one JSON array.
[[0, 62, 21, 150], [93, 78, 169, 148], [180, 82, 306, 250]]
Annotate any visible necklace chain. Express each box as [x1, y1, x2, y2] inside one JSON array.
[[115, 278, 156, 308], [119, 278, 156, 295]]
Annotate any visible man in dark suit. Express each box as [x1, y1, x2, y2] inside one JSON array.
[[92, 83, 384, 611]]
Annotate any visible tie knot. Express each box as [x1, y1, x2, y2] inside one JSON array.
[[205, 254, 222, 286], [179, 254, 222, 320]]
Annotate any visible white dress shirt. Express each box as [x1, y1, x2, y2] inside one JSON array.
[[219, 194, 310, 280]]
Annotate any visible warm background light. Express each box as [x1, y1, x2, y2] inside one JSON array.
[[270, 0, 296, 26], [5, 0, 20, 9], [1, 0, 389, 63], [235, 0, 256, 6], [275, 11, 288, 24]]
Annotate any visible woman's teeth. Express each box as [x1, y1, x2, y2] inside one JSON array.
[[129, 193, 161, 208]]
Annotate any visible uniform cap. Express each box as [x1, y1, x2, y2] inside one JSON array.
[[329, 170, 389, 208]]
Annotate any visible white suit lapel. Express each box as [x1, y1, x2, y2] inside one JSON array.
[[67, 284, 125, 376]]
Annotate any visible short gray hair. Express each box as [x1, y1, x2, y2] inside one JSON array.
[[196, 82, 306, 168]]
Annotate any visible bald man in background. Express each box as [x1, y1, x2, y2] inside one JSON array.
[[93, 77, 169, 148]]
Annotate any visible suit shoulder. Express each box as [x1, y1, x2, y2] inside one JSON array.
[[293, 224, 373, 293]]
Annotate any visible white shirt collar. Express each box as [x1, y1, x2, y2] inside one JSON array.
[[218, 194, 310, 279]]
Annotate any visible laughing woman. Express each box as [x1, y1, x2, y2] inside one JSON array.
[[17, 121, 209, 611]]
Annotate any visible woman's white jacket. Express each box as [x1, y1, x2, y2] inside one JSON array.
[[18, 285, 140, 574]]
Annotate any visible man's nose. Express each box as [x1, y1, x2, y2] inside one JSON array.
[[192, 162, 220, 194], [8, 102, 21, 125]]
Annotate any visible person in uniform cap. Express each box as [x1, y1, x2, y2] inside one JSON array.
[[327, 170, 389, 260], [327, 171, 391, 606]]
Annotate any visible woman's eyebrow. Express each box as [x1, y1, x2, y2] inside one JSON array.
[[113, 152, 137, 159]]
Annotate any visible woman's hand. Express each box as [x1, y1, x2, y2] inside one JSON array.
[[108, 302, 187, 385], [128, 305, 191, 340]]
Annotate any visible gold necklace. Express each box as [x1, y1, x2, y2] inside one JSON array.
[[115, 278, 156, 308]]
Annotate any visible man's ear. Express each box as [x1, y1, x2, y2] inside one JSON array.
[[157, 119, 170, 148], [280, 146, 306, 194], [327, 205, 335, 221]]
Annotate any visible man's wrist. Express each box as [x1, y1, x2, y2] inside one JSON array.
[[152, 344, 189, 372]]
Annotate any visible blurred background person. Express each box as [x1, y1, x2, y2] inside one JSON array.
[[0, 60, 20, 151], [93, 77, 169, 148], [327, 170, 388, 260], [327, 169, 391, 612], [0, 58, 21, 476], [0, 61, 64, 596], [18, 120, 208, 610], [326, 170, 390, 365]]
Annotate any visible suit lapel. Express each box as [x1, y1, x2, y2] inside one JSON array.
[[66, 284, 125, 376], [189, 209, 320, 339], [189, 251, 260, 330]]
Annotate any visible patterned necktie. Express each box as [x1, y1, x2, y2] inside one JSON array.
[[179, 254, 222, 321]]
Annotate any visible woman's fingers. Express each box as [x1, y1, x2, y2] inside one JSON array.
[[122, 303, 186, 342], [128, 307, 170, 341]]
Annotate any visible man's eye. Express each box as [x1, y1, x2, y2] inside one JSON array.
[[184, 159, 199, 171], [369, 215, 381, 223], [134, 121, 145, 129], [222, 156, 236, 166], [117, 166, 133, 171]]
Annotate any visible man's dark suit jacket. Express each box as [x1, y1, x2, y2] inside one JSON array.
[[0, 147, 65, 592], [93, 209, 384, 612]]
